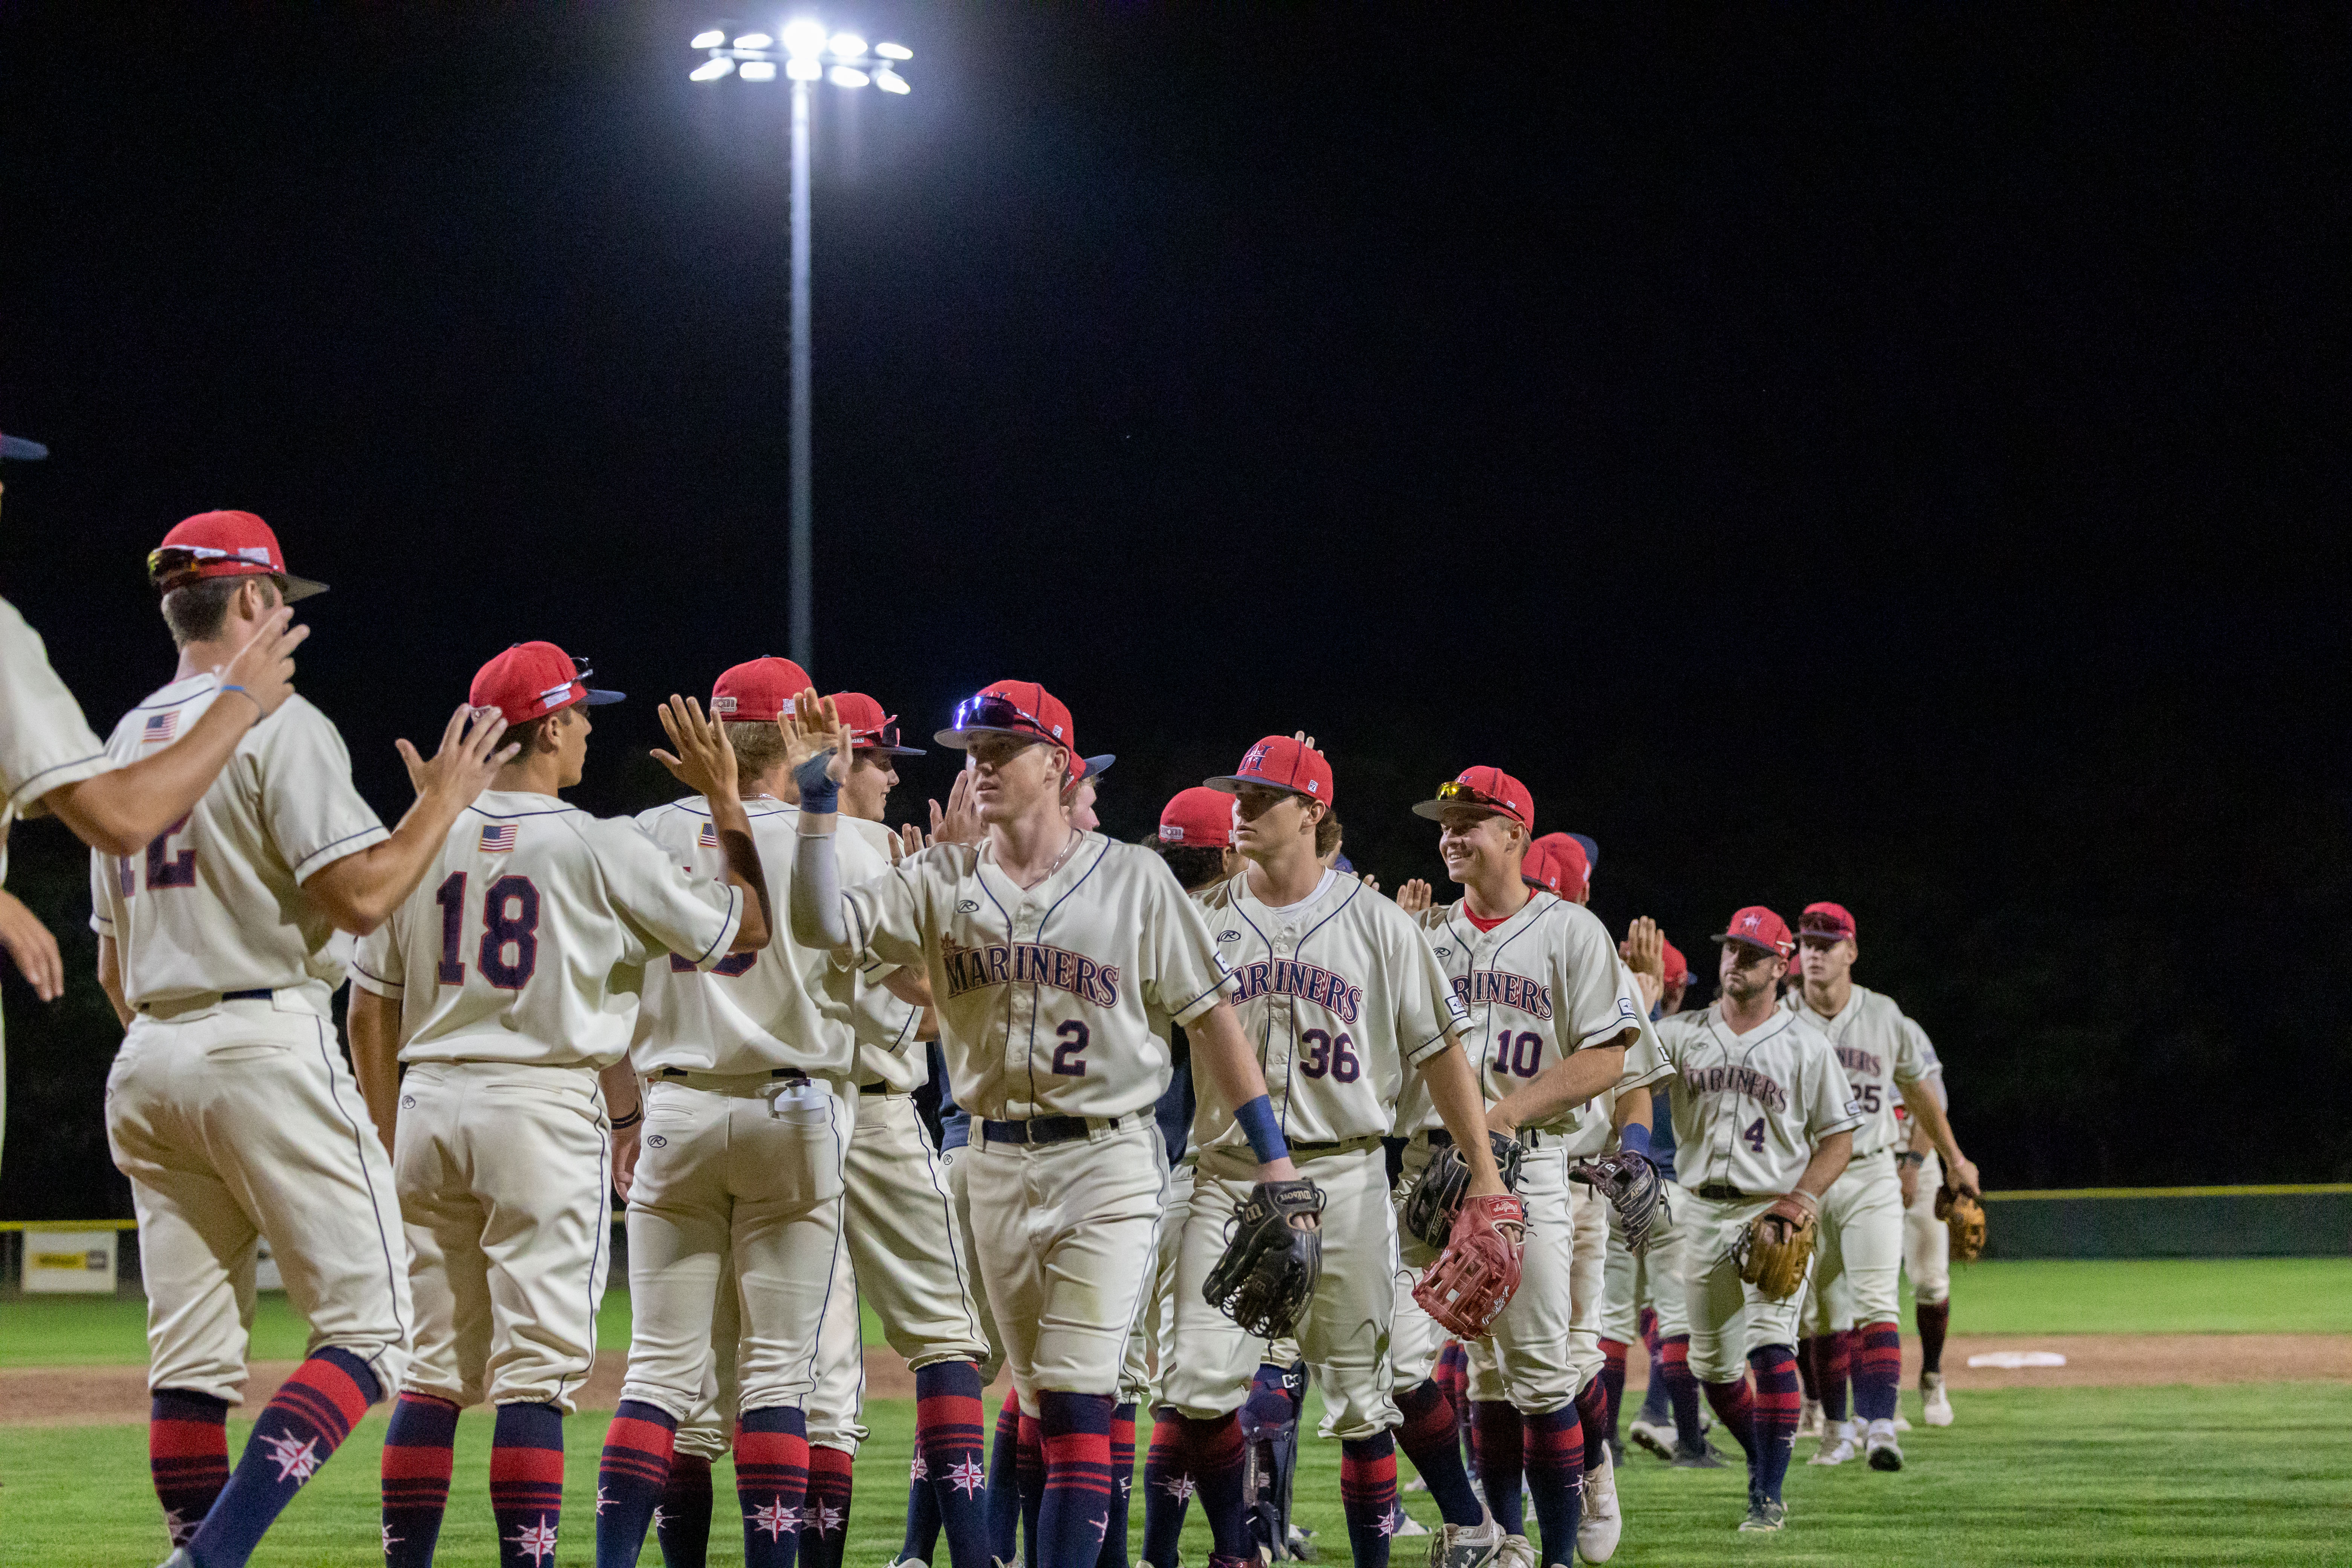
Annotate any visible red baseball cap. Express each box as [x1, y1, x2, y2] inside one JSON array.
[[829, 691, 926, 755], [1661, 938, 1691, 987], [1713, 905, 1795, 957], [1158, 786, 1237, 848], [1204, 735, 1334, 805], [936, 680, 1088, 775], [1798, 901, 1857, 943], [1411, 765, 1533, 828], [706, 657, 811, 724], [1523, 833, 1589, 900], [148, 510, 328, 601], [470, 642, 624, 725]]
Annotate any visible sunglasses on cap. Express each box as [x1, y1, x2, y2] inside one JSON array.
[[854, 717, 908, 750], [147, 544, 271, 585], [952, 692, 1054, 741], [1434, 779, 1517, 815]]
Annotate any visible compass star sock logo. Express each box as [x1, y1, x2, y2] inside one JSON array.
[[1339, 1433, 1401, 1568], [594, 1400, 679, 1567], [1097, 1401, 1138, 1568], [798, 1444, 854, 1568], [736, 1404, 810, 1568], [1140, 1410, 1193, 1568], [188, 1347, 379, 1568], [490, 1402, 568, 1568], [1522, 1406, 1586, 1568], [150, 1388, 231, 1547], [381, 1392, 461, 1568], [1178, 1410, 1251, 1560], [1038, 1391, 1116, 1568], [657, 1452, 716, 1568], [913, 1358, 989, 1568]]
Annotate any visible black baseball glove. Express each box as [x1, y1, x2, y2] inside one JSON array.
[[1203, 1178, 1325, 1338], [1570, 1150, 1669, 1254], [1401, 1132, 1524, 1250]]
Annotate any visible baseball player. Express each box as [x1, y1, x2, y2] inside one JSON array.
[[1164, 736, 1507, 1568], [90, 510, 513, 1568], [1, 495, 307, 1176], [1651, 905, 1859, 1534], [1897, 1016, 1958, 1425], [1782, 902, 1979, 1471], [348, 646, 771, 1568], [783, 681, 1307, 1568], [1393, 767, 1660, 1568]]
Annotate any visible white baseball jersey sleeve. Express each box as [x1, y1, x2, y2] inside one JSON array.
[[621, 795, 885, 1078], [1784, 984, 1934, 1156], [1896, 1015, 1949, 1116], [352, 789, 742, 1069], [0, 596, 117, 887], [1552, 959, 1674, 1158], [835, 831, 1235, 1121], [90, 677, 388, 1006], [842, 815, 927, 1091], [1189, 868, 1467, 1151], [1402, 893, 1648, 1136], [1655, 1005, 1861, 1193]]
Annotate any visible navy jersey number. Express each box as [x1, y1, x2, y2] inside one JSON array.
[[1052, 1020, 1090, 1075], [433, 872, 542, 989]]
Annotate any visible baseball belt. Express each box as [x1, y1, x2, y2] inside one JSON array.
[[980, 1113, 1129, 1146]]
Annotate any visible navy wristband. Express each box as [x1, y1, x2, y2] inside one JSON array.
[[1234, 1094, 1289, 1164], [792, 753, 840, 813], [1619, 1121, 1652, 1161]]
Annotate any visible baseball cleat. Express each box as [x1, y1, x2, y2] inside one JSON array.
[[1427, 1518, 1502, 1568], [1287, 1524, 1318, 1560], [154, 1554, 193, 1568], [1393, 1514, 1431, 1539], [1866, 1419, 1905, 1470], [887, 1559, 929, 1568], [1491, 1534, 1536, 1568], [1401, 1475, 1430, 1493], [1576, 1446, 1622, 1563], [1795, 1398, 1824, 1439], [1893, 1411, 1914, 1432], [1737, 1499, 1788, 1533], [1669, 1436, 1726, 1468], [1627, 1415, 1676, 1462], [1808, 1421, 1860, 1466], [1922, 1372, 1954, 1427]]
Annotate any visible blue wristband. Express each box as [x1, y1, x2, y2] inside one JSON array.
[[1619, 1121, 1652, 1162], [1234, 1094, 1289, 1164], [792, 753, 840, 813]]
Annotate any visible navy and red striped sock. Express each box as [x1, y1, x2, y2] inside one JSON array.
[[799, 1444, 854, 1568], [904, 1457, 943, 1567], [1432, 1342, 1470, 1468], [1573, 1372, 1609, 1477], [1039, 1391, 1116, 1568], [1017, 1410, 1046, 1568], [1657, 1337, 1703, 1449], [188, 1347, 377, 1568], [1392, 1377, 1484, 1529], [1521, 1407, 1584, 1568], [737, 1404, 811, 1568], [1596, 1339, 1629, 1445], [380, 1391, 460, 1568], [1853, 1321, 1902, 1422], [1635, 1312, 1670, 1426], [1469, 1401, 1524, 1536], [1178, 1411, 1251, 1559], [915, 1359, 989, 1568], [1747, 1347, 1801, 1501], [1795, 1335, 1821, 1403], [150, 1388, 230, 1548], [656, 1453, 716, 1568], [986, 1390, 1023, 1567], [490, 1401, 566, 1568], [1139, 1409, 1190, 1568], [1338, 1433, 1400, 1568], [1916, 1299, 1950, 1377], [1701, 1375, 1756, 1467], [1819, 1328, 1853, 1424], [1095, 1401, 1136, 1568], [593, 1399, 678, 1568]]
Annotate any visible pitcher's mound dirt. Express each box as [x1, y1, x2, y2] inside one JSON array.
[[3, 1334, 2345, 1427]]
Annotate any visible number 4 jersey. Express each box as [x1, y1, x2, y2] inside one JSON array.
[[1654, 1005, 1862, 1194], [90, 675, 390, 1008], [352, 789, 744, 1069]]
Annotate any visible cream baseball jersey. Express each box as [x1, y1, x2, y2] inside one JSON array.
[[89, 677, 387, 1006], [352, 790, 742, 1069], [1404, 894, 1647, 1135], [1655, 1005, 1861, 1193], [1783, 985, 1934, 1156], [843, 815, 926, 1091], [1189, 867, 1467, 1150], [835, 831, 1235, 1121], [1896, 1015, 1949, 1117], [625, 796, 884, 1078], [1553, 960, 1674, 1158], [1, 596, 118, 886]]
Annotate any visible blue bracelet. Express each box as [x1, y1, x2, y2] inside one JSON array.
[[1619, 1121, 1652, 1161], [792, 753, 840, 813], [1234, 1094, 1289, 1164]]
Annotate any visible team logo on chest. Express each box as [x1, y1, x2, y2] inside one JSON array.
[[1229, 958, 1363, 1024], [1683, 1062, 1790, 1112], [1450, 968, 1553, 1019], [1834, 1044, 1884, 1078], [940, 936, 1120, 1006]]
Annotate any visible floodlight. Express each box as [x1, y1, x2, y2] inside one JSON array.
[[740, 60, 778, 80], [873, 67, 909, 93], [691, 29, 727, 48], [690, 57, 737, 81], [786, 56, 822, 80], [782, 18, 827, 56], [734, 32, 773, 49], [828, 33, 868, 58], [829, 65, 869, 88], [875, 41, 911, 60]]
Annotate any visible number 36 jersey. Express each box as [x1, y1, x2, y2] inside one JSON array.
[[1782, 984, 1937, 1158], [1655, 1004, 1861, 1195], [352, 789, 744, 1069], [1400, 892, 1652, 1138]]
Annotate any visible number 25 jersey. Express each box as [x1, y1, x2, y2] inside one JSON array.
[[352, 789, 743, 1069], [1655, 1004, 1860, 1194]]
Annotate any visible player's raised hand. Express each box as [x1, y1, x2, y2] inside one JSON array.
[[0, 889, 64, 1002], [1623, 916, 1664, 978], [397, 704, 516, 809], [217, 605, 308, 718], [891, 821, 927, 863], [654, 695, 741, 804], [779, 689, 852, 791], [1291, 730, 1318, 750], [1359, 873, 1382, 893], [929, 767, 982, 847], [1396, 877, 1433, 915]]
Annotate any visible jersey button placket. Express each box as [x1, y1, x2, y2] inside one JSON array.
[[1268, 929, 1297, 1097]]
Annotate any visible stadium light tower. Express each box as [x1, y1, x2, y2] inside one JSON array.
[[689, 20, 913, 673]]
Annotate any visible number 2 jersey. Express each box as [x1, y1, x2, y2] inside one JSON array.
[[90, 674, 390, 1008], [1654, 1003, 1861, 1194], [352, 789, 744, 1070], [1782, 984, 1937, 1158]]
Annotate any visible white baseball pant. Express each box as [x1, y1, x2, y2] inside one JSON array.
[[1409, 1138, 1577, 1415], [1905, 1150, 1950, 1305], [1806, 1149, 1904, 1332], [1120, 1156, 1194, 1407], [1678, 1192, 1814, 1384], [1598, 1179, 1692, 1344]]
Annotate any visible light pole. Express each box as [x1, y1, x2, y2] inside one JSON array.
[[690, 20, 913, 674]]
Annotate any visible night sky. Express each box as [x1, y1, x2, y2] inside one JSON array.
[[2, 3, 2346, 1209]]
